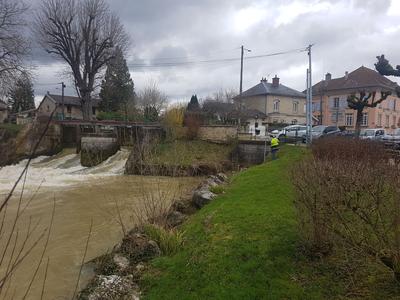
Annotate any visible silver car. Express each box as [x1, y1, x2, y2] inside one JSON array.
[[360, 128, 385, 141]]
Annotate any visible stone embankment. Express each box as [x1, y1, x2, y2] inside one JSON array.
[[0, 121, 62, 166], [79, 173, 229, 300]]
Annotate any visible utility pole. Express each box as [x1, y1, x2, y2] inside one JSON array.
[[239, 45, 251, 130], [306, 44, 313, 145], [59, 82, 66, 120]]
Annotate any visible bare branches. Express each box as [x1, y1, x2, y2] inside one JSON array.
[[35, 0, 129, 120], [0, 0, 29, 95]]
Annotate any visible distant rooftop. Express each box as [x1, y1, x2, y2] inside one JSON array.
[[46, 94, 100, 107], [312, 66, 399, 94], [235, 76, 306, 99]]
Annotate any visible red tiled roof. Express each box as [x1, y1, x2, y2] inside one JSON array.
[[312, 66, 398, 95]]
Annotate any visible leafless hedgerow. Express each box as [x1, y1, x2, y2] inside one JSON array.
[[291, 137, 400, 281]]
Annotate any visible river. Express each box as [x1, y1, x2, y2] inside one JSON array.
[[0, 149, 200, 300]]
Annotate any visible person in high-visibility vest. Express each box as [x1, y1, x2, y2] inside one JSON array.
[[270, 136, 280, 160]]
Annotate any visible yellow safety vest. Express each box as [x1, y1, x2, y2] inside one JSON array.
[[271, 137, 279, 147]]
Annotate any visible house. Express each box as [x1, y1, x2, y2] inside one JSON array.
[[234, 75, 307, 125], [0, 100, 8, 123], [312, 66, 400, 132], [37, 93, 100, 120], [202, 100, 268, 136]]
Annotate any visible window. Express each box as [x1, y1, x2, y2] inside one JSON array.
[[333, 97, 340, 108], [386, 115, 390, 128], [67, 105, 71, 114], [345, 113, 353, 126], [47, 105, 50, 112], [362, 112, 368, 126], [293, 101, 298, 113], [273, 99, 280, 112], [393, 116, 397, 127], [378, 114, 382, 126]]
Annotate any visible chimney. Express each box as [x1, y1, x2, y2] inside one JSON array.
[[260, 77, 267, 82], [345, 71, 349, 80], [272, 75, 280, 87], [325, 73, 332, 81]]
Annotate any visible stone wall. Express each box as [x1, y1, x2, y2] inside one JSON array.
[[197, 125, 237, 143]]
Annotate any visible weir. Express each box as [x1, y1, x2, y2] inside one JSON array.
[[54, 120, 165, 166]]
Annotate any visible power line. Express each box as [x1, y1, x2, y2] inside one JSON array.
[[127, 47, 307, 68]]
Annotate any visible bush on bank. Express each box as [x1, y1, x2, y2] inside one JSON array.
[[292, 137, 400, 281]]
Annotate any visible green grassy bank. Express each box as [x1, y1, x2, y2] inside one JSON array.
[[142, 146, 322, 299]]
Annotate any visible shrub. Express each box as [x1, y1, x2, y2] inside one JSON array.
[[143, 224, 184, 256], [184, 112, 202, 140], [291, 137, 400, 280]]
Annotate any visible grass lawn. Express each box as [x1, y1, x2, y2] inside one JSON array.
[[148, 140, 234, 166], [142, 145, 328, 299]]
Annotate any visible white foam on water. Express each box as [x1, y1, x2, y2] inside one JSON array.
[[0, 148, 130, 193]]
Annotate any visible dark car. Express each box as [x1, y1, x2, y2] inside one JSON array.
[[302, 125, 340, 142]]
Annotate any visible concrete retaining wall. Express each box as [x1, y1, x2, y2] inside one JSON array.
[[80, 137, 119, 167], [236, 140, 270, 165], [198, 125, 237, 143]]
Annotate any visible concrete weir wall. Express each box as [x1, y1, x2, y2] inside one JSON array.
[[236, 140, 270, 165], [80, 136, 119, 167]]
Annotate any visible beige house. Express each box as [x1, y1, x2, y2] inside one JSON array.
[[0, 100, 7, 123], [37, 93, 100, 120], [235, 76, 307, 125]]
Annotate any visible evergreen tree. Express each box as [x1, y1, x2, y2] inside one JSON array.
[[99, 47, 135, 117], [187, 94, 200, 111], [7, 75, 35, 113]]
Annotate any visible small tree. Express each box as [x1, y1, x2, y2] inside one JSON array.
[[99, 47, 135, 119], [347, 91, 391, 137], [7, 74, 35, 113], [187, 95, 200, 111], [137, 82, 167, 122]]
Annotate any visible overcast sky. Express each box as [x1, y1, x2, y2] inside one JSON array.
[[29, 0, 400, 106]]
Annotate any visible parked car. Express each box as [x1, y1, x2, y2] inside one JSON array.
[[360, 128, 385, 141], [382, 128, 400, 149], [311, 125, 340, 139], [271, 125, 307, 139]]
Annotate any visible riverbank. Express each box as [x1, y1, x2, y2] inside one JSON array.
[[125, 140, 235, 176]]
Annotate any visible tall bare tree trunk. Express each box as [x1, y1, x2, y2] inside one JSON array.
[[355, 108, 363, 137], [81, 93, 92, 120]]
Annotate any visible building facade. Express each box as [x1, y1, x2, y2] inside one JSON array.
[[37, 93, 99, 120], [235, 76, 307, 125], [312, 66, 400, 133]]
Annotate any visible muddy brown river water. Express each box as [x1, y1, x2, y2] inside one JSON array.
[[0, 149, 200, 299]]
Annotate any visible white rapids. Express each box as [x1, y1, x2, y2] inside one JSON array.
[[0, 148, 131, 193]]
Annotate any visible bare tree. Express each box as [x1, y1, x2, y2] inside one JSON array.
[[137, 81, 167, 122], [347, 90, 391, 137], [35, 0, 129, 120], [0, 0, 29, 95], [205, 88, 238, 103]]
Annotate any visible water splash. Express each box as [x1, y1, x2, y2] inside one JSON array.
[[0, 148, 131, 193]]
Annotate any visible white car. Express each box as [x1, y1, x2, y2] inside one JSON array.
[[360, 128, 385, 141], [272, 125, 307, 139]]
